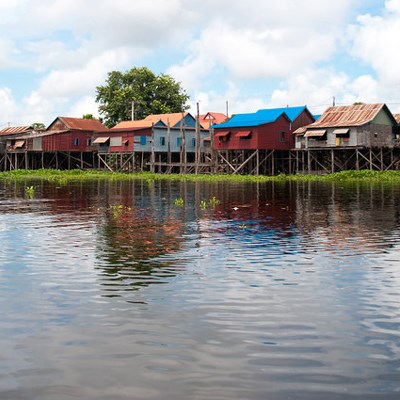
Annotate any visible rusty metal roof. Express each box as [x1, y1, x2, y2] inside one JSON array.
[[0, 126, 33, 135], [307, 103, 390, 128], [144, 112, 188, 127], [112, 120, 154, 130], [53, 117, 107, 131], [199, 112, 228, 128]]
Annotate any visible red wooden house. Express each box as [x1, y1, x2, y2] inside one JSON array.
[[92, 120, 153, 153], [39, 116, 107, 152], [212, 106, 314, 151]]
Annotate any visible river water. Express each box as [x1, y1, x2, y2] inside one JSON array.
[[0, 179, 399, 399]]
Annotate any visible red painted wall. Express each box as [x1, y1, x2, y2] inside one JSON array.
[[93, 128, 152, 153], [291, 110, 315, 131], [214, 114, 294, 151], [42, 131, 93, 152]]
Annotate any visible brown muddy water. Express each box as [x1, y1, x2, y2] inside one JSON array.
[[0, 179, 399, 400]]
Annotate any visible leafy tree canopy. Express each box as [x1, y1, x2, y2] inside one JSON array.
[[32, 122, 45, 130], [95, 67, 190, 128], [82, 113, 94, 119]]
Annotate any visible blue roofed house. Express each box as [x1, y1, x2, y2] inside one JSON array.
[[212, 106, 315, 151], [210, 106, 315, 174]]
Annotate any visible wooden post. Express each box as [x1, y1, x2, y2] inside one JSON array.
[[369, 148, 373, 170], [150, 124, 155, 173], [195, 102, 200, 174], [331, 149, 334, 173], [256, 149, 260, 176], [307, 150, 311, 174], [210, 127, 216, 174], [356, 149, 359, 170], [180, 112, 187, 174], [179, 115, 184, 173], [167, 119, 171, 165]]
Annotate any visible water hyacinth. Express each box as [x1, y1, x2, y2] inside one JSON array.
[[1, 169, 400, 184]]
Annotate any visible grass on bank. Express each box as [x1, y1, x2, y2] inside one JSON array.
[[1, 168, 400, 183]]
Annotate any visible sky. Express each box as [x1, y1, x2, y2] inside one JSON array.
[[0, 0, 400, 128]]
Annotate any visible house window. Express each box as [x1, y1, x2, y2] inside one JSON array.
[[191, 138, 196, 147], [177, 137, 181, 147], [73, 138, 79, 146], [160, 136, 166, 146], [140, 136, 146, 145], [87, 138, 92, 146], [279, 131, 286, 142]]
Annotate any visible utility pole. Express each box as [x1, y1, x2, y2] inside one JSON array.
[[333, 96, 336, 107], [131, 101, 135, 120]]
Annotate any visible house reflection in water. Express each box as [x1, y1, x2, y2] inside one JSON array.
[[293, 181, 400, 255]]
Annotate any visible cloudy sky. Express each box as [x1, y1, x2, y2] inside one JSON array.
[[0, 0, 399, 127]]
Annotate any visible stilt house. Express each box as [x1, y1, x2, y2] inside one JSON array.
[[212, 106, 314, 151], [295, 103, 398, 149]]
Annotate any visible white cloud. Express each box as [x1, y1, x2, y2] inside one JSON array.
[[0, 38, 18, 69], [168, 1, 354, 93], [67, 96, 99, 119], [36, 48, 135, 98], [350, 1, 400, 86], [1, 0, 399, 125], [0, 88, 19, 126]]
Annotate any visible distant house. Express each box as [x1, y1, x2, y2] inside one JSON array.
[[143, 112, 197, 128], [212, 106, 314, 151], [0, 125, 37, 152], [295, 103, 398, 149], [94, 120, 152, 154], [39, 117, 108, 152], [199, 112, 228, 129], [110, 112, 208, 156]]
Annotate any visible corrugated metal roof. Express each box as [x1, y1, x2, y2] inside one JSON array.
[[307, 103, 389, 128], [236, 130, 252, 137], [15, 140, 26, 148], [333, 128, 350, 135], [0, 126, 32, 135], [112, 120, 154, 130], [257, 106, 306, 122], [199, 112, 228, 128], [214, 131, 230, 138], [213, 106, 306, 129], [113, 112, 191, 130], [93, 137, 110, 144], [144, 112, 187, 126], [304, 129, 326, 137], [56, 117, 107, 131], [213, 109, 282, 129], [293, 126, 307, 135]]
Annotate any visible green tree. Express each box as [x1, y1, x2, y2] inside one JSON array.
[[32, 122, 45, 130], [95, 67, 190, 128], [82, 113, 94, 119]]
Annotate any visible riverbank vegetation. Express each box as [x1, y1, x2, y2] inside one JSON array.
[[1, 168, 400, 183]]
